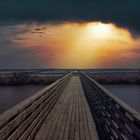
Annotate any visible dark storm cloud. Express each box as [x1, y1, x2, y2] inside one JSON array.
[[30, 31, 45, 34], [34, 28, 43, 31], [14, 37, 28, 40], [0, 0, 140, 33]]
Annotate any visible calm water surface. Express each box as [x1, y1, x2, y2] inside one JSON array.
[[0, 85, 45, 113], [0, 85, 140, 114], [104, 85, 140, 112]]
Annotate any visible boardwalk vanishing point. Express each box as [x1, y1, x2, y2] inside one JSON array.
[[0, 72, 140, 140]]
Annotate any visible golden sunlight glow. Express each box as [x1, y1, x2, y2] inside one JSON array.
[[12, 22, 140, 68], [87, 22, 112, 39]]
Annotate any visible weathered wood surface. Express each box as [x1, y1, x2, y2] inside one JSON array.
[[81, 73, 140, 140], [34, 76, 99, 140], [0, 73, 71, 140], [0, 75, 99, 140]]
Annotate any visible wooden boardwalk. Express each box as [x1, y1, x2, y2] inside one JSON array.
[[1, 73, 139, 140], [34, 76, 99, 140]]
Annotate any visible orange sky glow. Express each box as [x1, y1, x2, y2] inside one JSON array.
[[12, 22, 140, 68]]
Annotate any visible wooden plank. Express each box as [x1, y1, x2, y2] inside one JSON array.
[[79, 88, 91, 140], [82, 88, 99, 140], [34, 85, 68, 140], [57, 83, 72, 140], [7, 83, 63, 140], [77, 80, 86, 140], [0, 73, 71, 128], [74, 85, 80, 140], [20, 81, 68, 140], [50, 89, 69, 140], [34, 78, 71, 140], [26, 86, 65, 140], [68, 79, 76, 140], [63, 88, 74, 140], [34, 76, 99, 140]]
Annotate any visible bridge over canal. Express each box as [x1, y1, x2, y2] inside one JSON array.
[[0, 73, 140, 140]]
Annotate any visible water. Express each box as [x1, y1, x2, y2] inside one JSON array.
[[104, 85, 140, 112], [1, 85, 140, 114], [0, 85, 45, 113]]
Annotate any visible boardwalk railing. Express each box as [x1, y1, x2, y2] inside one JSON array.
[[0, 73, 72, 140], [80, 73, 140, 140]]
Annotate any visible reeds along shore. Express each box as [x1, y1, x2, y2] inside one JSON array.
[[0, 71, 140, 85], [0, 72, 64, 85], [89, 73, 140, 84]]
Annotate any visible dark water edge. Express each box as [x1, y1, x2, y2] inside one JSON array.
[[103, 85, 140, 113], [0, 84, 140, 114], [0, 85, 46, 113]]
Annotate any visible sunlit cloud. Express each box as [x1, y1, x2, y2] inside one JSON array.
[[0, 22, 140, 68]]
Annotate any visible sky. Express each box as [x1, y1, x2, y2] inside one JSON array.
[[0, 0, 140, 69]]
